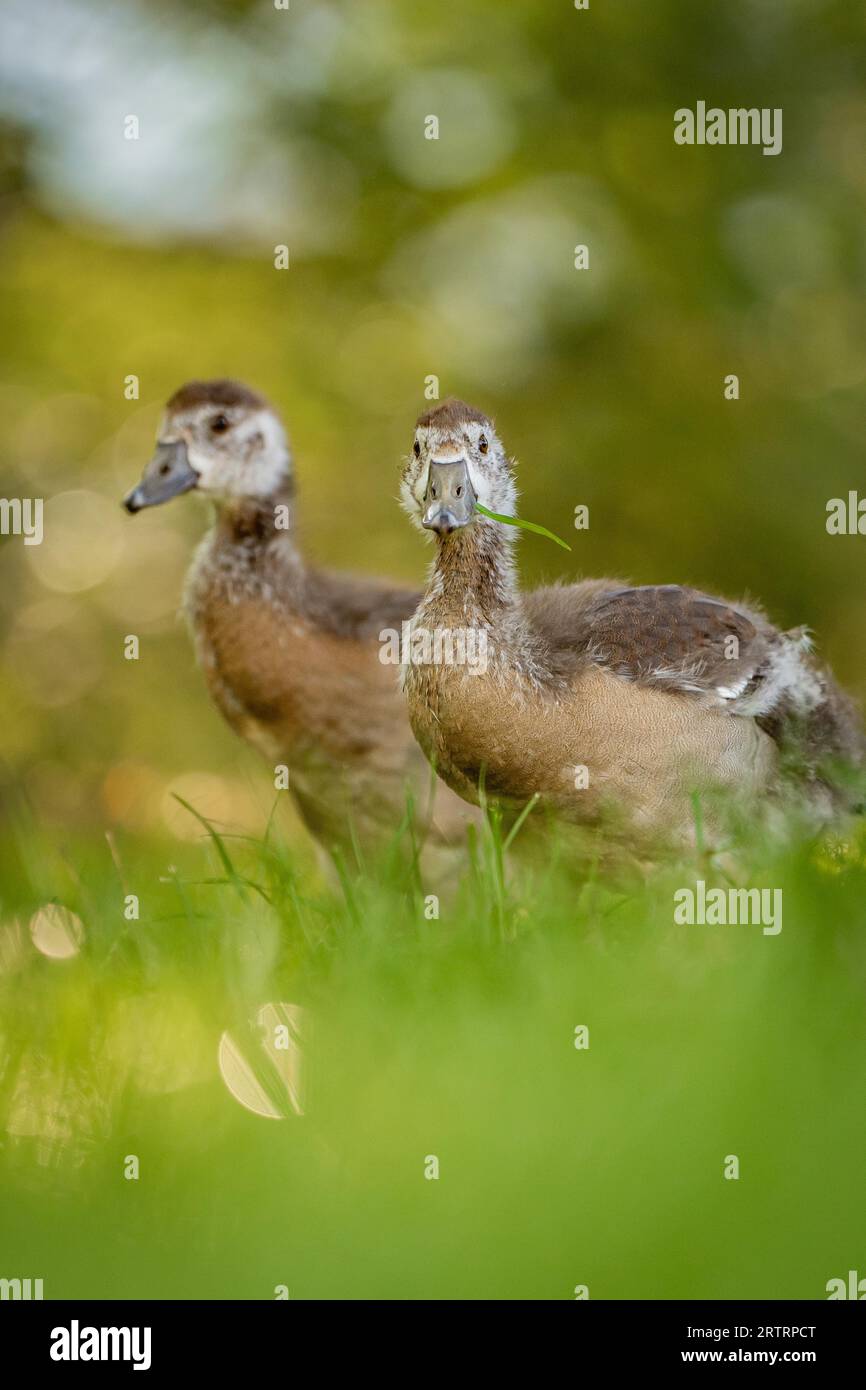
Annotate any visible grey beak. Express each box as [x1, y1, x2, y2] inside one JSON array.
[[422, 458, 476, 536], [123, 439, 198, 513]]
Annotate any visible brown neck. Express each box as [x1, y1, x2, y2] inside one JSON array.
[[215, 479, 298, 546], [421, 520, 558, 685], [426, 516, 519, 627]]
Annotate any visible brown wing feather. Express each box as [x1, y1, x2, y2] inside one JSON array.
[[581, 584, 770, 695], [523, 581, 862, 797], [304, 567, 421, 640], [524, 582, 774, 700]]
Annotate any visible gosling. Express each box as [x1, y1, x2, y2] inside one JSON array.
[[123, 380, 477, 875], [399, 397, 863, 857]]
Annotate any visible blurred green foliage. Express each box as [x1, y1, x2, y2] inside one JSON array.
[[1, 808, 866, 1299]]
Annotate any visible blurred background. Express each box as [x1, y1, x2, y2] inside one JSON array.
[[1, 0, 865, 843], [1, 0, 866, 1302]]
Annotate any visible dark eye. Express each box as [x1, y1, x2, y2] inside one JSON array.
[[210, 414, 230, 434], [413, 440, 421, 457], [479, 434, 488, 454]]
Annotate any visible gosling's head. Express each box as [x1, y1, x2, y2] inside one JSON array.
[[401, 398, 516, 539], [123, 379, 292, 513]]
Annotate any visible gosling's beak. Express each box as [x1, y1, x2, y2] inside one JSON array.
[[422, 456, 476, 536], [123, 439, 198, 513]]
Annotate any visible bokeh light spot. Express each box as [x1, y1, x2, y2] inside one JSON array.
[[29, 904, 84, 960], [26, 489, 124, 594], [218, 1002, 305, 1120]]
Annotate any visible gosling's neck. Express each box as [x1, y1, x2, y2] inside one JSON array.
[[214, 478, 298, 550], [204, 480, 308, 609], [421, 516, 560, 685], [419, 517, 522, 636]]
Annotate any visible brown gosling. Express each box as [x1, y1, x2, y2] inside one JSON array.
[[399, 397, 864, 857], [123, 379, 477, 875]]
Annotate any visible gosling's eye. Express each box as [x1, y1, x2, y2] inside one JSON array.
[[413, 440, 421, 458], [479, 434, 488, 454], [210, 414, 230, 434]]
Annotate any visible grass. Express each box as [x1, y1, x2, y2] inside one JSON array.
[[0, 789, 865, 1300], [474, 501, 573, 551]]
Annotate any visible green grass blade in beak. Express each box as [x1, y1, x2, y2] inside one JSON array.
[[474, 502, 572, 551]]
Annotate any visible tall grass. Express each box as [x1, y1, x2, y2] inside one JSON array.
[[0, 791, 865, 1299]]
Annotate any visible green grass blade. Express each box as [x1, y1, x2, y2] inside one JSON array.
[[475, 501, 572, 551], [171, 794, 247, 901], [502, 792, 541, 853]]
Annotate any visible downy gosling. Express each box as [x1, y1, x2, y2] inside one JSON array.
[[123, 380, 477, 874], [399, 397, 863, 857]]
